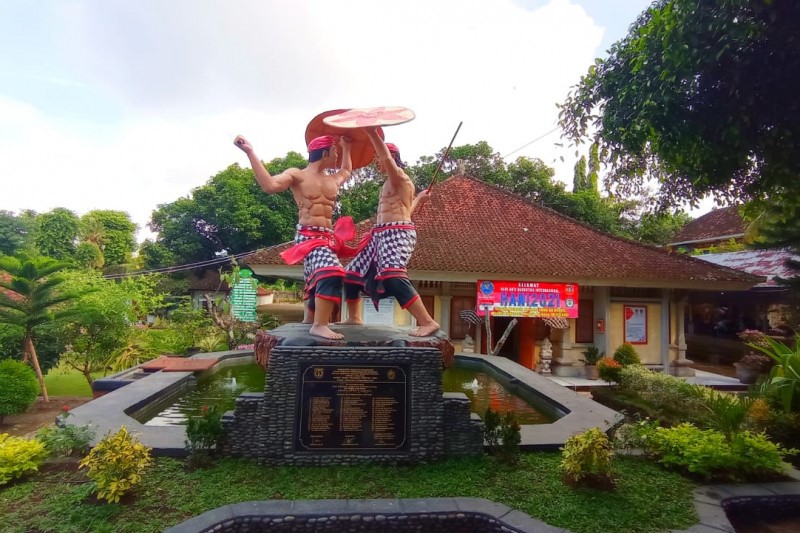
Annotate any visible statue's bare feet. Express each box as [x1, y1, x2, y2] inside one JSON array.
[[302, 319, 313, 324], [309, 325, 344, 339], [410, 321, 440, 337], [337, 317, 364, 325]]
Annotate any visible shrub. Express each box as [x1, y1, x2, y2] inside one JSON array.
[[0, 359, 38, 423], [613, 343, 641, 366], [700, 391, 754, 443], [616, 365, 707, 424], [560, 427, 615, 487], [483, 407, 521, 465], [0, 433, 47, 485], [80, 426, 152, 503], [185, 404, 224, 466], [634, 422, 795, 482], [36, 406, 95, 457], [597, 357, 622, 382]]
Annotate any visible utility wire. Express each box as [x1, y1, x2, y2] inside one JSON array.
[[502, 126, 560, 159], [103, 248, 263, 279]]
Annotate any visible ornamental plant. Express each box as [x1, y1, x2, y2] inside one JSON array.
[[746, 333, 800, 413], [0, 359, 38, 424], [613, 343, 642, 366], [36, 406, 95, 457], [597, 357, 622, 382], [633, 421, 795, 482], [737, 352, 774, 373], [79, 426, 152, 503], [0, 433, 47, 485], [483, 407, 521, 465], [560, 427, 615, 488], [580, 345, 603, 366], [185, 404, 224, 466]]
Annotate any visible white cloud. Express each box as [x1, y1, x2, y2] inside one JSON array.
[[2, 0, 620, 242]]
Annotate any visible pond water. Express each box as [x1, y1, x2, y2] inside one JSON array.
[[141, 362, 556, 426]]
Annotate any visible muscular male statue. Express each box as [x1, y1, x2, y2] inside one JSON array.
[[234, 134, 352, 339], [342, 128, 440, 336]]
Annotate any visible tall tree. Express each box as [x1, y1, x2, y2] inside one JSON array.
[[559, 0, 800, 207], [80, 210, 138, 267], [0, 254, 82, 401], [149, 154, 303, 265], [573, 156, 589, 193], [32, 208, 80, 260], [0, 210, 34, 256]]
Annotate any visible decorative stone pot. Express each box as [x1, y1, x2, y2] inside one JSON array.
[[585, 365, 600, 380], [733, 363, 759, 384]]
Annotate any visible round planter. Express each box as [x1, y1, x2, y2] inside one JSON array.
[[584, 365, 600, 380], [733, 362, 759, 384]]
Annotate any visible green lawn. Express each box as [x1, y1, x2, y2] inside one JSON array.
[[0, 453, 698, 533], [42, 369, 101, 397]]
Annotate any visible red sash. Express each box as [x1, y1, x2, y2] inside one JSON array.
[[279, 217, 357, 265]]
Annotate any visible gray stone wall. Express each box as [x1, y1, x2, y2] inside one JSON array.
[[443, 393, 485, 456], [221, 346, 487, 466]]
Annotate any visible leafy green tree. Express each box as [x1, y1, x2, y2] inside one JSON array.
[[80, 210, 137, 267], [573, 156, 589, 193], [149, 154, 304, 264], [0, 254, 83, 401], [0, 210, 34, 256], [56, 271, 141, 387], [337, 165, 382, 222], [75, 242, 105, 269], [0, 359, 38, 424], [559, 0, 800, 207], [32, 208, 80, 260], [632, 210, 692, 246]]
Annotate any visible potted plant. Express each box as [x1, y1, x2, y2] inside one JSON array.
[[580, 346, 603, 380], [734, 352, 774, 384]]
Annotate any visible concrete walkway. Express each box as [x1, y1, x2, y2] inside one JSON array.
[[544, 369, 744, 391]]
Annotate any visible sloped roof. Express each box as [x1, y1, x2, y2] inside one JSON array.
[[186, 270, 230, 292], [244, 176, 762, 289], [671, 206, 746, 244], [695, 249, 797, 288]]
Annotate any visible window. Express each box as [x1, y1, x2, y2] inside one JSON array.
[[450, 296, 476, 340], [575, 299, 593, 343]]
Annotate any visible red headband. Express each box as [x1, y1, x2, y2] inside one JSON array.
[[386, 142, 400, 154], [308, 135, 335, 151]]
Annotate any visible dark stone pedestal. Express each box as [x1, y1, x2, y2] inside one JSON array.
[[254, 323, 455, 369], [222, 345, 450, 466]]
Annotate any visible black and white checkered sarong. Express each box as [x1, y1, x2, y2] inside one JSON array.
[[293, 225, 344, 296], [345, 221, 416, 281]]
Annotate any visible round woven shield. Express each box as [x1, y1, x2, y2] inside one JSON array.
[[305, 109, 384, 170]]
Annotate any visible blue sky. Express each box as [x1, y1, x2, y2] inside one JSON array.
[[0, 0, 659, 240]]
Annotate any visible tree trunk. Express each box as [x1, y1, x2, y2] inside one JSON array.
[[490, 319, 518, 357], [24, 335, 49, 403], [484, 311, 493, 356]]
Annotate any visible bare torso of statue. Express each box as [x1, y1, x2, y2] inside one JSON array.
[[291, 172, 339, 228], [376, 172, 415, 223]]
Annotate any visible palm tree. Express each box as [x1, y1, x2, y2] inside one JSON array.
[[0, 254, 79, 402]]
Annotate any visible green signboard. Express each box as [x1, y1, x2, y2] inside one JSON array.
[[230, 269, 258, 322]]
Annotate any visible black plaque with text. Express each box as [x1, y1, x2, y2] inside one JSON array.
[[296, 363, 409, 452]]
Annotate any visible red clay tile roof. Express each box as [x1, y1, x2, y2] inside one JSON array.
[[0, 272, 24, 303], [244, 176, 762, 288], [671, 206, 746, 244], [695, 249, 798, 288]]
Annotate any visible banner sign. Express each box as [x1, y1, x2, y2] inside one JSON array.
[[230, 269, 258, 322], [476, 280, 579, 318]]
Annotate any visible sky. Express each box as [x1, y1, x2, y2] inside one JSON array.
[[0, 0, 663, 242]]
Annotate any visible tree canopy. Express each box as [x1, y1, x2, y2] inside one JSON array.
[[559, 0, 800, 207]]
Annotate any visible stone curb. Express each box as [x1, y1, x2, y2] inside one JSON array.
[[162, 497, 569, 533]]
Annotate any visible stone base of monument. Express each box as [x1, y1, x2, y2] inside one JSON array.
[[253, 323, 456, 370], [221, 331, 483, 466]]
